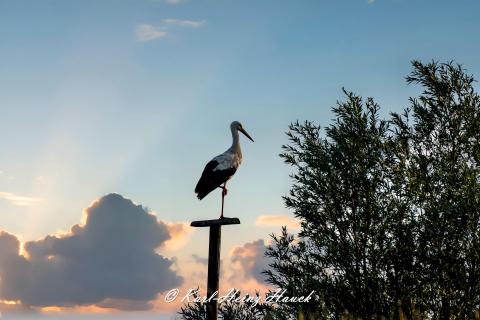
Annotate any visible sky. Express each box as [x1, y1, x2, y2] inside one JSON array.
[[0, 0, 479, 318]]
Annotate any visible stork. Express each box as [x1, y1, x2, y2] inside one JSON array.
[[195, 121, 254, 218]]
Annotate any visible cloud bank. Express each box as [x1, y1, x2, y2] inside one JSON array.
[[0, 194, 182, 310]]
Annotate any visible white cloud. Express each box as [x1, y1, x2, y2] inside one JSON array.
[[0, 192, 43, 206], [135, 19, 205, 42], [162, 19, 205, 28], [165, 0, 184, 4], [135, 24, 167, 42], [368, 0, 376, 3]]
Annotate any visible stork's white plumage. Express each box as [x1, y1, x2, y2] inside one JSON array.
[[195, 121, 254, 218]]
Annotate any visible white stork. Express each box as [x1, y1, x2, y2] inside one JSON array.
[[195, 121, 254, 218]]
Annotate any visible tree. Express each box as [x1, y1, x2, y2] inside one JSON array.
[[267, 61, 480, 319], [266, 90, 398, 319], [393, 61, 480, 319]]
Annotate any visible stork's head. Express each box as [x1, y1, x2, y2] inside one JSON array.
[[231, 121, 254, 142]]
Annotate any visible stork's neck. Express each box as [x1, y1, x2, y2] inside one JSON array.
[[230, 128, 241, 153]]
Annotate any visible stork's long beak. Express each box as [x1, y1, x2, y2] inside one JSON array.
[[240, 128, 254, 142]]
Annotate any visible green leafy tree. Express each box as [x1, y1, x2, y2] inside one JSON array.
[[265, 90, 397, 319], [393, 61, 480, 319]]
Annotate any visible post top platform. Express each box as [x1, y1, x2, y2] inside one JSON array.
[[190, 217, 240, 227]]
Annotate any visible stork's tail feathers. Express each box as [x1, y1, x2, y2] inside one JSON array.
[[195, 184, 210, 200], [196, 192, 207, 200]]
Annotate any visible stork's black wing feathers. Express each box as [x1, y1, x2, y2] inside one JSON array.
[[195, 160, 236, 200]]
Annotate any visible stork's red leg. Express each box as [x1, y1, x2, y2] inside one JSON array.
[[220, 182, 227, 219], [220, 188, 224, 219]]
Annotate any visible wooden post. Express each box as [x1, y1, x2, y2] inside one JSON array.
[[207, 225, 220, 318], [191, 217, 240, 320]]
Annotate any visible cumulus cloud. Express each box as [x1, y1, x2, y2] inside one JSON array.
[[165, 0, 184, 4], [135, 24, 167, 42], [0, 191, 43, 206], [161, 19, 205, 28], [162, 222, 194, 252], [0, 194, 182, 310], [230, 239, 271, 284], [368, 0, 376, 3], [255, 215, 300, 230]]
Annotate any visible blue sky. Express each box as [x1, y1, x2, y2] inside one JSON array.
[[1, 0, 478, 238], [0, 0, 479, 316]]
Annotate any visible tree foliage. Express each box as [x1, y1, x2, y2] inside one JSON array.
[[393, 61, 480, 318], [267, 89, 396, 319]]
